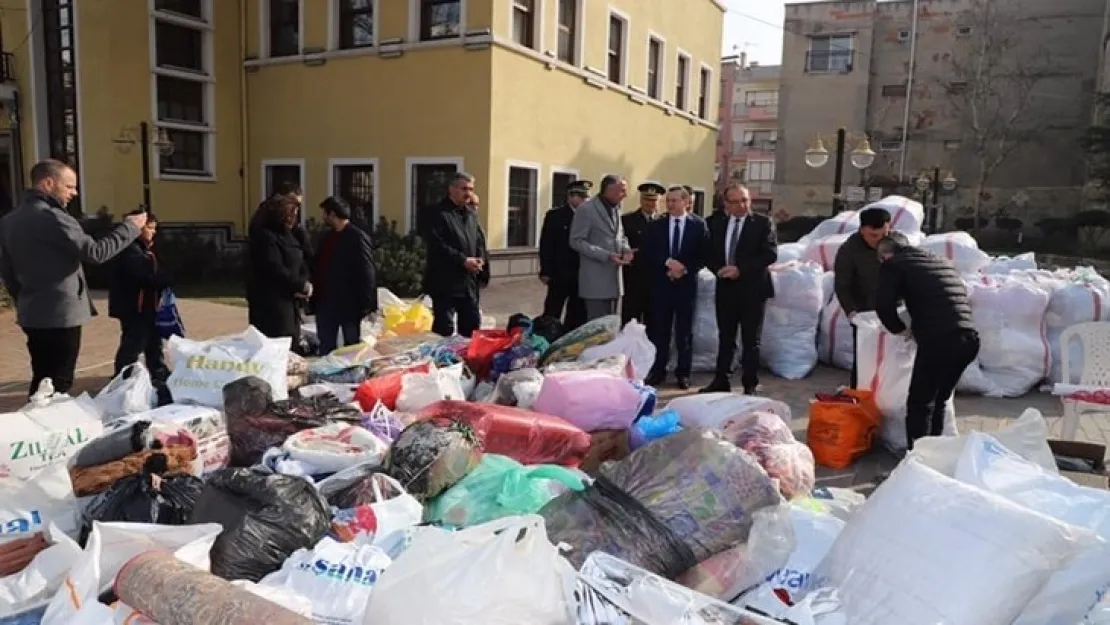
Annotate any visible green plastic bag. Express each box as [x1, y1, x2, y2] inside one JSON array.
[[425, 454, 588, 527]]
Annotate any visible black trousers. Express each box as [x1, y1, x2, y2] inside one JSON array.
[[621, 282, 652, 328], [24, 326, 82, 397], [432, 294, 481, 338], [114, 317, 169, 380], [649, 288, 695, 377], [542, 279, 586, 333], [715, 290, 766, 390], [906, 329, 981, 447]]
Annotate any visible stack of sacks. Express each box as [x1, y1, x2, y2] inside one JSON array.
[[919, 231, 991, 275], [798, 211, 861, 245], [776, 242, 807, 263], [817, 271, 854, 370], [958, 273, 1052, 397], [685, 269, 723, 372], [1041, 267, 1110, 383], [761, 261, 826, 379], [984, 252, 1036, 274], [804, 230, 926, 271]]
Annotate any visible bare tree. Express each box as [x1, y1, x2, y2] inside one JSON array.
[[941, 0, 1054, 228]]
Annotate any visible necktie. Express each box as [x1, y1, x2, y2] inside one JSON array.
[[728, 216, 742, 263], [671, 218, 682, 257]]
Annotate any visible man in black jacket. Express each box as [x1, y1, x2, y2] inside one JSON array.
[[701, 183, 778, 394], [620, 182, 665, 326], [108, 210, 171, 380], [312, 197, 377, 354], [876, 232, 980, 447], [538, 179, 591, 332], [420, 172, 490, 337], [834, 207, 892, 387]]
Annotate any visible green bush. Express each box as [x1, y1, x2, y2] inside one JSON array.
[[371, 217, 426, 297]]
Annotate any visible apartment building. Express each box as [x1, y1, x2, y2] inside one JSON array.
[[775, 0, 1105, 221], [718, 56, 780, 213], [2, 0, 722, 272]]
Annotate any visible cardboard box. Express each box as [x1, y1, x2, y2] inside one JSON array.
[[580, 430, 630, 474], [1048, 439, 1109, 489]]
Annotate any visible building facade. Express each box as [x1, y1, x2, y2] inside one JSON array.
[[716, 55, 779, 214], [775, 0, 1104, 224], [3, 0, 722, 273]]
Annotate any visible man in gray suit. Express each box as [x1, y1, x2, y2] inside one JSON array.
[[0, 159, 146, 396], [570, 175, 632, 320]]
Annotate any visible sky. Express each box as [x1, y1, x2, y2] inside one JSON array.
[[721, 0, 787, 65]]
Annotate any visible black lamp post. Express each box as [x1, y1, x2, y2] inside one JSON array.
[[915, 167, 958, 233], [112, 122, 175, 212], [805, 127, 876, 216]]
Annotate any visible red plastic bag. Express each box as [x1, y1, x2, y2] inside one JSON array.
[[355, 362, 433, 411], [465, 329, 522, 379], [415, 400, 591, 467]]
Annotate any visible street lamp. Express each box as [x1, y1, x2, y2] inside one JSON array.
[[915, 167, 957, 232], [805, 127, 876, 215], [113, 122, 175, 213]]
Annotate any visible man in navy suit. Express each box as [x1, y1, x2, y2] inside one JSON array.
[[643, 186, 708, 389]]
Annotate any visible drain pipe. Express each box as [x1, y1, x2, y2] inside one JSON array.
[[897, 0, 921, 182]]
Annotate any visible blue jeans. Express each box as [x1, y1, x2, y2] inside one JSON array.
[[316, 312, 361, 355]]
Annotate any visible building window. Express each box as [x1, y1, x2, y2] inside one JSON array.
[[507, 165, 538, 247], [879, 140, 903, 152], [264, 163, 303, 198], [947, 81, 969, 94], [42, 0, 80, 212], [332, 162, 376, 224], [607, 13, 626, 84], [675, 54, 689, 109], [944, 139, 962, 150], [512, 0, 536, 49], [743, 130, 777, 149], [155, 0, 203, 20], [692, 190, 706, 216], [646, 37, 662, 99], [268, 0, 300, 57], [410, 161, 460, 232], [806, 34, 853, 73], [557, 0, 577, 64], [419, 0, 461, 41], [697, 66, 711, 119], [551, 171, 576, 208], [882, 83, 907, 97], [152, 2, 213, 178], [747, 160, 775, 182], [745, 90, 778, 107], [337, 0, 375, 49]]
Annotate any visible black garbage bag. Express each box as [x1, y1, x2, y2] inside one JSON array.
[[316, 463, 388, 508], [531, 315, 564, 344], [79, 454, 203, 545], [188, 468, 331, 582], [385, 418, 483, 502], [72, 421, 153, 469]]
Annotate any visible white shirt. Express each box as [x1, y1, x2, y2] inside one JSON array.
[[669, 216, 685, 256], [725, 214, 747, 261]]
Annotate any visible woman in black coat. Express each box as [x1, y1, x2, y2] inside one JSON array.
[[246, 196, 311, 340]]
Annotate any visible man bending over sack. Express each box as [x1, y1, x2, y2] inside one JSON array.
[[875, 232, 980, 449]]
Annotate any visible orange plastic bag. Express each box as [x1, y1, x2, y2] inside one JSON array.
[[355, 362, 433, 411], [806, 389, 881, 469]]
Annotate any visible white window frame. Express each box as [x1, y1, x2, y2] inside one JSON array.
[[260, 0, 305, 58], [674, 48, 691, 111], [149, 0, 217, 181], [555, 0, 585, 66], [327, 158, 381, 224], [509, 0, 543, 50], [408, 0, 468, 43], [504, 159, 542, 249], [697, 62, 713, 120], [327, 0, 380, 51], [645, 33, 665, 100], [404, 156, 465, 232], [605, 7, 630, 85], [747, 160, 775, 182]]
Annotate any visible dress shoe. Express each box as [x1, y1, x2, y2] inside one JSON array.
[[699, 378, 731, 393], [676, 376, 691, 390], [743, 384, 762, 396], [644, 371, 665, 387]]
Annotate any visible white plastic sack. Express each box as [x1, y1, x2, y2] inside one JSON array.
[[984, 251, 1036, 274], [958, 274, 1051, 397], [761, 262, 824, 379], [0, 392, 104, 480], [487, 368, 545, 408], [579, 320, 656, 382], [135, 403, 230, 475], [919, 232, 991, 275], [685, 269, 722, 373], [776, 242, 807, 264], [867, 195, 926, 234], [259, 536, 392, 625], [667, 392, 791, 430], [322, 472, 423, 547], [798, 211, 859, 246], [395, 366, 467, 413], [93, 363, 156, 418], [802, 233, 850, 271], [40, 522, 223, 625], [910, 407, 1057, 477], [0, 524, 81, 619], [955, 432, 1110, 625], [1044, 268, 1110, 383], [0, 463, 79, 547], [817, 292, 854, 370], [815, 459, 1098, 625], [740, 503, 845, 604], [853, 311, 957, 451], [364, 515, 576, 624], [283, 423, 390, 473], [167, 326, 291, 407], [231, 581, 315, 618]]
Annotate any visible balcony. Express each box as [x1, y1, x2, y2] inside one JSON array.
[[732, 104, 778, 120]]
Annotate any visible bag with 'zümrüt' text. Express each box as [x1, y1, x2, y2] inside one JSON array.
[[166, 327, 292, 408]]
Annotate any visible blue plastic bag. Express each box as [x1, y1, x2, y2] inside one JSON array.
[[629, 409, 683, 450], [155, 289, 185, 339]]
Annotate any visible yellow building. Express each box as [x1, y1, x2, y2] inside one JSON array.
[[3, 0, 722, 273]]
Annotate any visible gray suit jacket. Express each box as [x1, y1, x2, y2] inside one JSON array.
[[0, 191, 139, 329], [569, 196, 631, 300]]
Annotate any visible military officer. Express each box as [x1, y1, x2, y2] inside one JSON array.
[[621, 181, 665, 326], [538, 179, 592, 331]]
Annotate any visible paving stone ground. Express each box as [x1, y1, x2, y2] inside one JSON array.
[[0, 277, 1101, 487]]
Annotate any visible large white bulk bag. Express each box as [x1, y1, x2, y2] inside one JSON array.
[[920, 232, 991, 275], [1043, 268, 1110, 383], [761, 261, 825, 379]]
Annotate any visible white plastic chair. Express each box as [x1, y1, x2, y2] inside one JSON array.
[[1058, 321, 1110, 440]]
